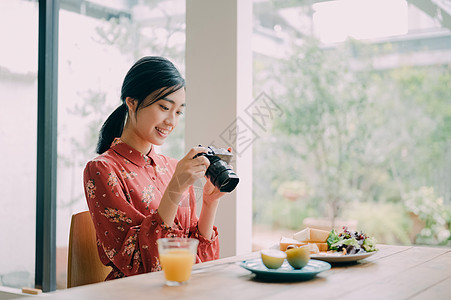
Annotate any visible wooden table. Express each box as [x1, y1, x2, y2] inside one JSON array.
[[27, 245, 451, 300]]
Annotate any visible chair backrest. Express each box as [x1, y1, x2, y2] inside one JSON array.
[[67, 211, 111, 288]]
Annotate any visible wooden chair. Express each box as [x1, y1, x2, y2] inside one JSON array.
[[67, 211, 111, 288]]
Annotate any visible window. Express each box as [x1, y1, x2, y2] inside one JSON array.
[[0, 0, 38, 290], [56, 0, 185, 288], [252, 0, 451, 249]]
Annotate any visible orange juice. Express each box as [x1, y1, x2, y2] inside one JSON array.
[[159, 249, 196, 282]]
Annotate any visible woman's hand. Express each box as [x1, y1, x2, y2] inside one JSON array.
[[202, 179, 226, 205], [167, 147, 210, 198], [159, 147, 209, 226]]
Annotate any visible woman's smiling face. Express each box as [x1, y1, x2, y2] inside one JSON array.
[[123, 87, 185, 153]]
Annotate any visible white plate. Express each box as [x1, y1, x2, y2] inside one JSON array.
[[311, 250, 377, 263]]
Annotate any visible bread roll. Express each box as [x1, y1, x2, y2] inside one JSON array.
[[293, 227, 330, 243]]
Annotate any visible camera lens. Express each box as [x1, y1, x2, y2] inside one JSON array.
[[215, 171, 239, 193], [205, 156, 239, 193]]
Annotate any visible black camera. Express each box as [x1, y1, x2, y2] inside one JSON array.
[[193, 146, 239, 193]]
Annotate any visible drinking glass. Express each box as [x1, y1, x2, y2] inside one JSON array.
[[157, 238, 199, 286]]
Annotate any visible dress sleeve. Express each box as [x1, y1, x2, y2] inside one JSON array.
[[84, 159, 187, 277], [83, 159, 219, 278]]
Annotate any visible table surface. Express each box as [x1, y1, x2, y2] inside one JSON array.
[[28, 244, 451, 300]]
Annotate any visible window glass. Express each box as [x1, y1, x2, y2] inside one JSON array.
[[0, 0, 38, 290], [252, 0, 451, 250], [57, 0, 185, 288]]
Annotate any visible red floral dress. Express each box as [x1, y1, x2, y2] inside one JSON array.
[[83, 138, 219, 280]]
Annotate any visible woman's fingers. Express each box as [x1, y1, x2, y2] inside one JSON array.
[[192, 164, 208, 175], [203, 179, 216, 194], [185, 146, 208, 160], [183, 147, 210, 168], [193, 155, 210, 168], [170, 147, 214, 193]]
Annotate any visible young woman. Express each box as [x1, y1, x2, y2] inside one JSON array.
[[83, 56, 224, 280]]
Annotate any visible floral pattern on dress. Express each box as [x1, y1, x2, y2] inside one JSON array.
[[133, 251, 142, 271], [86, 179, 96, 199], [121, 168, 138, 180], [102, 245, 118, 260], [141, 185, 155, 209], [107, 172, 119, 192], [155, 165, 169, 176], [123, 233, 137, 256], [101, 208, 133, 224], [151, 256, 162, 272], [142, 154, 151, 165]]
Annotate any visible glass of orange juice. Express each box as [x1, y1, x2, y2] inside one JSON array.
[[157, 238, 199, 286]]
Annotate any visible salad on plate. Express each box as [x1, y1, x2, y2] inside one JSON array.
[[326, 227, 377, 255]]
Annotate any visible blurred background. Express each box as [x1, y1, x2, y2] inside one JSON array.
[[0, 0, 449, 291]]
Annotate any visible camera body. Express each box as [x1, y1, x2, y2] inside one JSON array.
[[193, 146, 239, 193]]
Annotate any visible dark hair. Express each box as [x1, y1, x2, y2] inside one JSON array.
[[96, 56, 185, 154]]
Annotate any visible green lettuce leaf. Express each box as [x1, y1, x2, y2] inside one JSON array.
[[331, 237, 359, 249], [327, 229, 340, 250], [362, 237, 377, 252]]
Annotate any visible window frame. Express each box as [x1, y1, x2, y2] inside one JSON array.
[[36, 0, 59, 292]]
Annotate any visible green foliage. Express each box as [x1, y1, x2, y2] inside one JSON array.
[[272, 38, 376, 221], [342, 202, 411, 245], [373, 66, 451, 197], [259, 196, 318, 230], [253, 36, 450, 246], [402, 187, 450, 245]]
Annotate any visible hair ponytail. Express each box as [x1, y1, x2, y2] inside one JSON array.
[[96, 103, 127, 154]]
